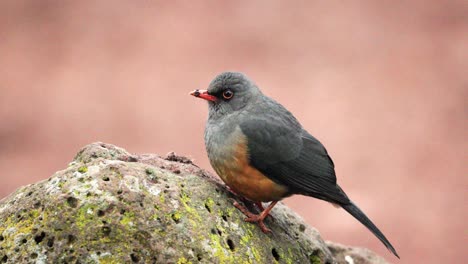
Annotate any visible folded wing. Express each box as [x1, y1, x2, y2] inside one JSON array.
[[240, 118, 350, 204]]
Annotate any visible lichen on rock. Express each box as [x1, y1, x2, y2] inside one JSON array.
[[0, 142, 388, 263]]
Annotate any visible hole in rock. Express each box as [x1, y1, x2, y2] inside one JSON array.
[[272, 248, 280, 261], [227, 239, 235, 251]]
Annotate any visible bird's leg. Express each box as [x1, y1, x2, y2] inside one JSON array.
[[254, 202, 274, 220], [255, 202, 265, 211], [225, 185, 238, 197], [233, 201, 253, 215], [233, 201, 278, 233], [226, 187, 258, 210]]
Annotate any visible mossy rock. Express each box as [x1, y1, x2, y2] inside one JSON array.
[[0, 142, 388, 264]]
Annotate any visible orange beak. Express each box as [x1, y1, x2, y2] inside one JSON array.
[[189, 89, 217, 102]]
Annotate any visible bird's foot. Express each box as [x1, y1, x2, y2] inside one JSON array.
[[233, 201, 256, 218], [233, 201, 273, 233], [254, 202, 275, 221], [244, 215, 272, 233]]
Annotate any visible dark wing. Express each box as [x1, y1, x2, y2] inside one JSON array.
[[240, 118, 350, 204]]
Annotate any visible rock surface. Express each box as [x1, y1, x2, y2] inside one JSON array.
[[0, 143, 389, 263], [326, 242, 389, 264]]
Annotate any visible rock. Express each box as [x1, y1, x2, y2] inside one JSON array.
[[326, 242, 389, 264], [0, 142, 389, 263]]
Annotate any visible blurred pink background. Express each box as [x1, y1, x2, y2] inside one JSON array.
[[0, 1, 466, 263]]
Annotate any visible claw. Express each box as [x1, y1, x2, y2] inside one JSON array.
[[233, 201, 278, 233]]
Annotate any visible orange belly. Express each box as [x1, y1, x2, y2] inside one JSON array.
[[221, 164, 288, 202], [211, 135, 289, 202]]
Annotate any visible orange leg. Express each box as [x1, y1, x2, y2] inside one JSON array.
[[233, 201, 278, 233], [226, 187, 265, 213], [254, 202, 274, 220], [255, 202, 265, 211]]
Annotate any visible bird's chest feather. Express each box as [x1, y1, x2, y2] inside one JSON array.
[[205, 124, 288, 202]]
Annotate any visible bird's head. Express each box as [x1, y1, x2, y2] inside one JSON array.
[[190, 72, 261, 120]]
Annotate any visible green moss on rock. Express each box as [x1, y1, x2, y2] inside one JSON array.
[[78, 166, 88, 173], [0, 142, 388, 264]]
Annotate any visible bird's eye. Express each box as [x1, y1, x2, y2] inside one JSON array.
[[222, 89, 234, 100]]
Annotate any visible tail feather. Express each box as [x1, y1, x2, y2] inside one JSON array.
[[342, 202, 400, 258]]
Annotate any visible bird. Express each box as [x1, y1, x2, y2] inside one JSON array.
[[190, 72, 399, 258]]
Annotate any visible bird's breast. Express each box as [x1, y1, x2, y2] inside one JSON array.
[[205, 125, 288, 202]]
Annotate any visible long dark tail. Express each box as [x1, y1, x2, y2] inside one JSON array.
[[342, 202, 400, 258]]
